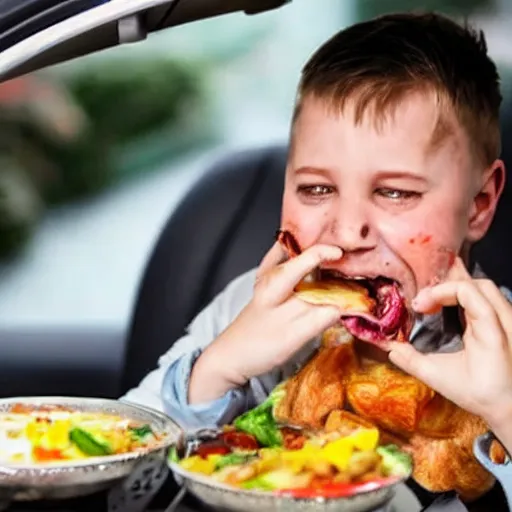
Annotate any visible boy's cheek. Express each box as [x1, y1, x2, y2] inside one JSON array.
[[377, 215, 462, 289], [281, 202, 331, 250], [383, 230, 460, 290]]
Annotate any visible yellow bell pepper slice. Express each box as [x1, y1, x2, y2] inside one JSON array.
[[40, 420, 72, 450], [348, 428, 380, 452], [180, 455, 217, 475], [321, 437, 354, 471]]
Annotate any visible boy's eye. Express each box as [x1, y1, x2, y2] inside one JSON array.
[[297, 185, 335, 197], [375, 188, 420, 201]]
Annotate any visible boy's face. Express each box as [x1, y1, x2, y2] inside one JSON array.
[[281, 92, 503, 303]]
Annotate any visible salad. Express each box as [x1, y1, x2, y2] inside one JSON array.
[[172, 390, 412, 497], [0, 403, 162, 464]]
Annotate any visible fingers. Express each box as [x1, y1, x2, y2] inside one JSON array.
[[256, 241, 287, 280], [413, 258, 471, 315], [256, 244, 343, 305], [413, 257, 486, 315], [413, 279, 503, 349], [387, 342, 448, 391], [474, 279, 512, 334], [280, 298, 341, 349], [445, 256, 472, 281]]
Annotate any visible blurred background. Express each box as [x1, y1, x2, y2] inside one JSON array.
[[0, 0, 511, 352]]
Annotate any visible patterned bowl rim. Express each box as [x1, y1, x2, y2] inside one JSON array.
[[0, 396, 181, 472], [168, 458, 411, 503]]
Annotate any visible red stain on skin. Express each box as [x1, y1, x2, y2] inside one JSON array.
[[277, 228, 303, 256], [409, 234, 432, 245], [428, 247, 457, 286]]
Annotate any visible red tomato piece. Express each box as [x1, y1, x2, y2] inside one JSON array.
[[194, 441, 231, 459], [280, 427, 306, 450], [220, 431, 259, 451], [275, 477, 399, 499], [33, 446, 64, 462]]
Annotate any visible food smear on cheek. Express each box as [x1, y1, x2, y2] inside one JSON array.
[[405, 234, 457, 287], [408, 235, 432, 246]]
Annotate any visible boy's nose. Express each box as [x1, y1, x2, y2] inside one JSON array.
[[329, 203, 377, 253]]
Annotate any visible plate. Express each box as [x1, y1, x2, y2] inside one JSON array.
[[0, 396, 181, 501]]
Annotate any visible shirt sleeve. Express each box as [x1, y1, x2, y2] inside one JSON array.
[[120, 268, 257, 419], [161, 349, 252, 429]]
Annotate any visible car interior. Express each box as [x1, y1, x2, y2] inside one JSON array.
[[0, 1, 511, 510], [0, 0, 292, 400]]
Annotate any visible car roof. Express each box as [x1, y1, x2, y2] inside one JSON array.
[[0, 0, 290, 82]]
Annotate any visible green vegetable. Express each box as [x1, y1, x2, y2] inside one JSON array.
[[214, 452, 257, 471], [241, 469, 301, 491], [69, 428, 113, 456], [267, 382, 287, 413], [377, 445, 413, 477], [129, 424, 153, 440], [233, 390, 284, 448], [242, 477, 276, 491], [168, 445, 179, 464]]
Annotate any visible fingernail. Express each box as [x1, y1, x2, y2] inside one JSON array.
[[328, 247, 343, 259], [412, 287, 430, 305]]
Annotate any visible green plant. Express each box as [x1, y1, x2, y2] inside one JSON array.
[[64, 58, 204, 147], [0, 57, 208, 259]]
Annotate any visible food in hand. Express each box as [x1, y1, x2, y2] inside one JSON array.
[[0, 403, 161, 464], [277, 229, 412, 346]]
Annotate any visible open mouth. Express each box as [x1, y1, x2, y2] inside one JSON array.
[[317, 270, 412, 345], [276, 229, 413, 346]]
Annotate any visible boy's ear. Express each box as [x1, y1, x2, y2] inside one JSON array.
[[467, 159, 506, 241]]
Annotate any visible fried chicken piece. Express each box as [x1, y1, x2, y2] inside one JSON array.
[[273, 330, 359, 428], [408, 408, 495, 500], [324, 409, 407, 446], [324, 409, 377, 435], [416, 393, 459, 437], [346, 360, 435, 435]]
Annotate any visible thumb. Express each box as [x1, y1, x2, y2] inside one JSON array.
[[387, 342, 439, 388]]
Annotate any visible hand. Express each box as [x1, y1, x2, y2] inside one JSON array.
[[387, 258, 512, 445], [188, 241, 343, 404]]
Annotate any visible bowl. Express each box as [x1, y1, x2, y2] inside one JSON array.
[[167, 427, 412, 512], [0, 396, 181, 502]]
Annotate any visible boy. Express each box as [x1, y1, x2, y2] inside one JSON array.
[[123, 12, 512, 510]]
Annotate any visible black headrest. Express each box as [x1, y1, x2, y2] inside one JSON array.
[[121, 145, 287, 392]]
